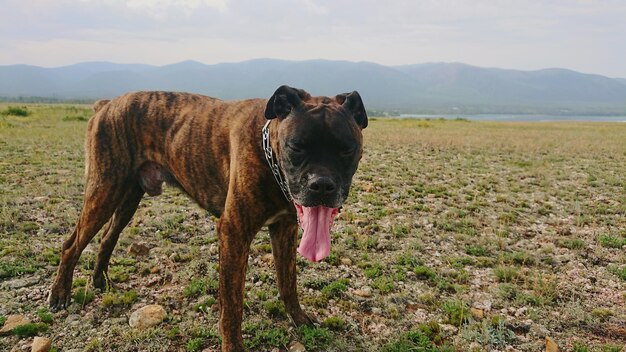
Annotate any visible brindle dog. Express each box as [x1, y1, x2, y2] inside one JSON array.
[[48, 85, 367, 351]]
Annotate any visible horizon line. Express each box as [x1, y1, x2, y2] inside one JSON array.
[[1, 58, 623, 79]]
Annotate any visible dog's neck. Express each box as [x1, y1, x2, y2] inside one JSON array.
[[262, 119, 292, 201]]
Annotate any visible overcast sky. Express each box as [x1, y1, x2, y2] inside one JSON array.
[[1, 0, 625, 77]]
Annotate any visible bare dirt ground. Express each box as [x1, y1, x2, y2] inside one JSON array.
[[1, 105, 625, 351]]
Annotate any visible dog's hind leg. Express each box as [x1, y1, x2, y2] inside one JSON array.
[[92, 183, 144, 290], [269, 219, 316, 326], [48, 179, 127, 310]]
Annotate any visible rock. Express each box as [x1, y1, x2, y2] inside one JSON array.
[[545, 336, 558, 352], [129, 304, 167, 329], [353, 286, 372, 298], [0, 315, 31, 334], [31, 337, 52, 352], [127, 242, 150, 256], [440, 324, 458, 334], [2, 276, 40, 290], [288, 341, 306, 352], [470, 307, 484, 320], [261, 253, 274, 264], [65, 314, 81, 323]]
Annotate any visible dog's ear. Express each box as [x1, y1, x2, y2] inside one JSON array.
[[264, 85, 308, 119], [339, 91, 368, 129]]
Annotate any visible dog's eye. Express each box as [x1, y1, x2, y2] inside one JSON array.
[[340, 146, 356, 157], [287, 143, 306, 154]]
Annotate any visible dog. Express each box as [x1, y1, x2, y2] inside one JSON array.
[[48, 85, 367, 351]]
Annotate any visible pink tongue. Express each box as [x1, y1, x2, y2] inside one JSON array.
[[295, 204, 339, 262]]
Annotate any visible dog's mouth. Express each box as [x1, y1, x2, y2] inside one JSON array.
[[294, 202, 339, 262]]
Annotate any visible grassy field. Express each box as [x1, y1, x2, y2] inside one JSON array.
[[1, 104, 625, 351]]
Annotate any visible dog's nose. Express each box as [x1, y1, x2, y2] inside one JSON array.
[[308, 176, 336, 195]]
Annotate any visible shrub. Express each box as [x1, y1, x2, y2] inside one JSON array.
[[2, 106, 29, 116]]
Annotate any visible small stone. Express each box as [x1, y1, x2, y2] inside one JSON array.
[[0, 315, 31, 334], [31, 337, 52, 352], [340, 257, 352, 266], [440, 324, 458, 334], [353, 287, 372, 298], [65, 314, 81, 323], [545, 336, 559, 352], [261, 253, 274, 264], [129, 304, 167, 329], [288, 341, 306, 352], [515, 307, 527, 317], [470, 307, 484, 320], [128, 242, 150, 256], [355, 218, 369, 226]]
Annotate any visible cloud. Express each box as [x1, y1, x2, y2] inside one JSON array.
[[80, 0, 231, 18], [1, 0, 625, 76]]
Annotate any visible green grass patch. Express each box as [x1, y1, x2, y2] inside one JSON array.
[[558, 238, 585, 249], [364, 263, 383, 278], [0, 259, 38, 279], [383, 322, 451, 352], [298, 325, 333, 351], [184, 277, 218, 298], [2, 106, 29, 116], [598, 234, 626, 248], [36, 308, 54, 324], [263, 300, 287, 319], [608, 265, 626, 281], [321, 278, 349, 298], [414, 265, 437, 280], [372, 276, 395, 294], [494, 266, 519, 283], [192, 296, 216, 313], [102, 290, 138, 308], [322, 316, 346, 331], [442, 299, 470, 326], [62, 115, 88, 122], [73, 287, 95, 305], [12, 322, 49, 337]]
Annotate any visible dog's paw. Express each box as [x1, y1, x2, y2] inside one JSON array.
[[92, 273, 110, 291], [48, 285, 71, 311], [290, 310, 318, 327]]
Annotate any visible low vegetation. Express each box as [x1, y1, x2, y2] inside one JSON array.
[[0, 105, 625, 351]]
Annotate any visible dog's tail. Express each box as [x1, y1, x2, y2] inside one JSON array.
[[93, 99, 111, 113]]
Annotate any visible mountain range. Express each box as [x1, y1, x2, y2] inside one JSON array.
[[1, 59, 625, 115]]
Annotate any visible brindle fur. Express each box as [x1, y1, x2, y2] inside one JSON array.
[[49, 87, 366, 351]]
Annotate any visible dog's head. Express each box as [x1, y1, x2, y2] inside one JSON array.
[[264, 85, 367, 262], [264, 85, 367, 208]]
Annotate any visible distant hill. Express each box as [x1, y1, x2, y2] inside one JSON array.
[[1, 59, 626, 114]]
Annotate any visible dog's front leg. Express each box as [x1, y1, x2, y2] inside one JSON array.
[[217, 213, 255, 352], [269, 219, 316, 326]]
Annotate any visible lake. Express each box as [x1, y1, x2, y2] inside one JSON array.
[[397, 114, 626, 122]]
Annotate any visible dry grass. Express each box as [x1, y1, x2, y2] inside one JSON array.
[[1, 106, 625, 351]]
